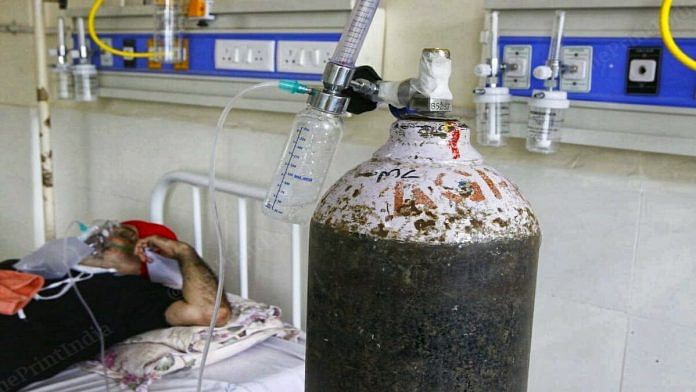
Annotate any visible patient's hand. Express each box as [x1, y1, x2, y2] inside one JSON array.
[[134, 236, 191, 263], [80, 236, 142, 275]]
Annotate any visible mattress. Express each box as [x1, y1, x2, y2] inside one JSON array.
[[22, 337, 305, 392]]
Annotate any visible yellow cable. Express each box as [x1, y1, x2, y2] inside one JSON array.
[[660, 0, 696, 71], [88, 0, 161, 58]]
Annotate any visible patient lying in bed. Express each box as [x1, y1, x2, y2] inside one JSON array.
[[0, 221, 232, 392]]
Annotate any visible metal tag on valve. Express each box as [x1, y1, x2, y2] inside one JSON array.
[[410, 96, 453, 113]]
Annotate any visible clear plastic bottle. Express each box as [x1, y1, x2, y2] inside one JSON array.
[[53, 64, 74, 100], [263, 106, 344, 224], [474, 87, 511, 147], [73, 64, 98, 102], [526, 90, 569, 154]]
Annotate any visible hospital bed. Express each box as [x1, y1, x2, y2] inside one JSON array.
[[21, 171, 306, 391]]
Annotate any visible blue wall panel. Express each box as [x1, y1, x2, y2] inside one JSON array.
[[498, 36, 696, 108], [80, 32, 342, 81]]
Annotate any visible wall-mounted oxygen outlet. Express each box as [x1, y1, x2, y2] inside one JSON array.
[[214, 39, 275, 72], [277, 41, 336, 74], [626, 47, 661, 95], [123, 38, 136, 68], [503, 45, 532, 89], [561, 46, 593, 93], [100, 37, 114, 67]]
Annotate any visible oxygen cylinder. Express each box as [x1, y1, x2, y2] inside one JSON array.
[[306, 119, 541, 391]]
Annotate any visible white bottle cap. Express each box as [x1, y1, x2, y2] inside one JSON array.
[[473, 86, 512, 104], [528, 89, 570, 110]]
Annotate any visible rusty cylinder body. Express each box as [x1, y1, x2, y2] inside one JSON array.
[[306, 119, 541, 391]]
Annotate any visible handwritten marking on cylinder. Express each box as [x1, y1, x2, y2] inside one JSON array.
[[377, 168, 420, 183], [476, 169, 502, 199]]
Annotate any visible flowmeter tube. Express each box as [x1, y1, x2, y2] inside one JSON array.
[[153, 0, 184, 64], [52, 17, 73, 100], [73, 18, 98, 102], [527, 10, 569, 154], [474, 11, 512, 147], [330, 0, 380, 67]]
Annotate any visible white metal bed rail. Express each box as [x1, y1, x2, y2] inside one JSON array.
[[149, 171, 303, 329]]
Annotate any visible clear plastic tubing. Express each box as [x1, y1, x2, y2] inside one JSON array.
[[330, 0, 380, 67], [153, 0, 183, 63], [263, 106, 343, 224]]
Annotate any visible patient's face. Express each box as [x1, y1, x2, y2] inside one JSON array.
[[80, 224, 141, 273]]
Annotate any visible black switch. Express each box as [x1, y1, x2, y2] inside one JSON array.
[[626, 47, 661, 95]]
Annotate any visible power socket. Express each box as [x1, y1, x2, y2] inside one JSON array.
[[277, 41, 336, 74], [214, 39, 275, 72]]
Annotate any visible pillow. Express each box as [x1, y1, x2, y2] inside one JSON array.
[[83, 294, 300, 391]]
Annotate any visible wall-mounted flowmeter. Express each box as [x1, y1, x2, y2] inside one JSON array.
[[484, 0, 696, 157]]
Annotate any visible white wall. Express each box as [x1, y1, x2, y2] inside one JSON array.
[[1, 0, 696, 390]]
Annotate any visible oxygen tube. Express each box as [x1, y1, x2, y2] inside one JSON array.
[[198, 80, 311, 392], [201, 2, 380, 388], [62, 222, 111, 391]]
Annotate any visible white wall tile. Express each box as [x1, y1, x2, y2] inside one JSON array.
[[528, 294, 627, 392], [0, 105, 33, 181], [630, 189, 696, 329], [622, 316, 696, 392], [0, 175, 35, 260], [498, 165, 640, 313]]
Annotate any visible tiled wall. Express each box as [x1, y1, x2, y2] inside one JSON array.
[[1, 103, 695, 391]]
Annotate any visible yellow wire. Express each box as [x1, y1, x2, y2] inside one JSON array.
[[88, 0, 162, 58], [660, 0, 696, 71]]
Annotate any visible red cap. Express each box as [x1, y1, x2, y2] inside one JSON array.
[[121, 220, 178, 241]]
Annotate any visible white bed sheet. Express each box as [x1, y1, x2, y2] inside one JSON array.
[[22, 337, 305, 392]]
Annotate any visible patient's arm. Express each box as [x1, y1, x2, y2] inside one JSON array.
[[135, 236, 232, 327]]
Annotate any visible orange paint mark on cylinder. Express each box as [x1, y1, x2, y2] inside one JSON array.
[[469, 182, 486, 202], [434, 173, 446, 186], [442, 191, 463, 204], [394, 182, 404, 215], [476, 169, 502, 199], [413, 187, 437, 208]]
